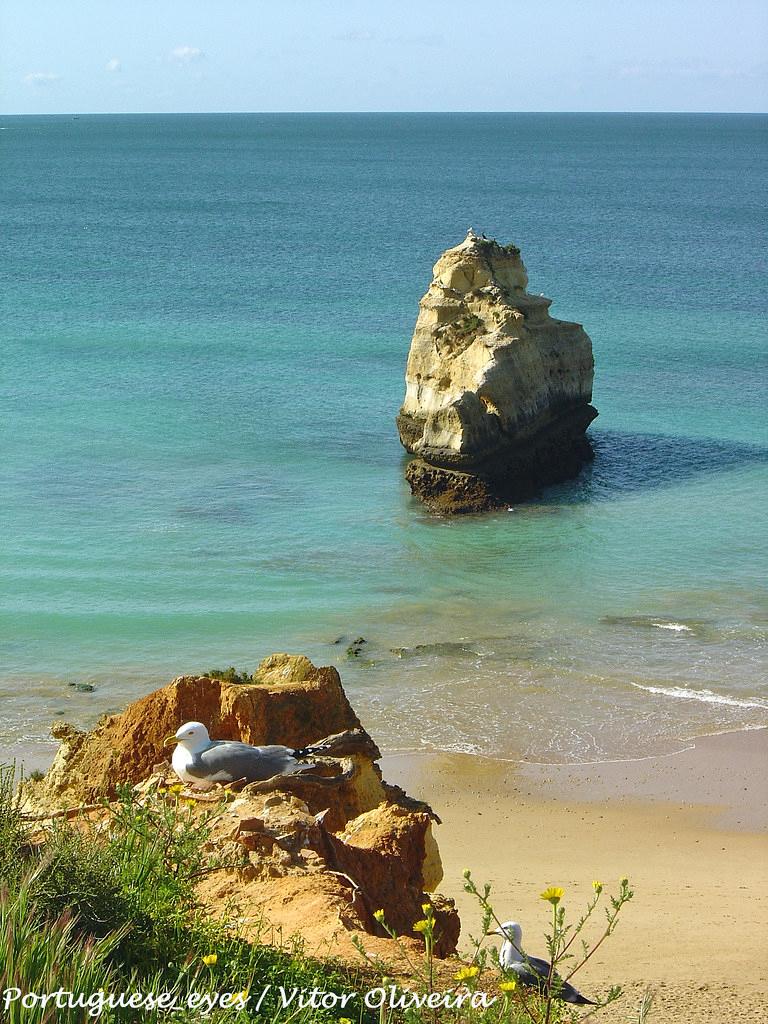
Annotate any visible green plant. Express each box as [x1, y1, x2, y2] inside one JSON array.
[[0, 771, 373, 1022], [0, 871, 125, 1024], [353, 873, 641, 1024], [1, 765, 648, 1024], [633, 989, 654, 1023], [452, 313, 482, 338], [463, 871, 633, 1023], [0, 764, 29, 891], [204, 667, 254, 684]]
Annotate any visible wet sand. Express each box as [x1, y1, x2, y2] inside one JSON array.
[[383, 728, 768, 1023]]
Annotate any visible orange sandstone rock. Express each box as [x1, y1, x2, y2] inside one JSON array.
[[23, 654, 461, 958], [33, 654, 360, 806]]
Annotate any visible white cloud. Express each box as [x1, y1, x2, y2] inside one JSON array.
[[333, 30, 443, 46], [616, 58, 767, 82], [387, 32, 444, 47], [333, 30, 375, 43], [23, 71, 60, 86], [106, 58, 121, 73], [170, 45, 204, 63]]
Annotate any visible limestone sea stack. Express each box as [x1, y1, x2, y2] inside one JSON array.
[[396, 230, 597, 513]]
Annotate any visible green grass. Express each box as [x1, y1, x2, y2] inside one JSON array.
[[0, 763, 27, 888], [1, 875, 128, 1024], [1, 766, 373, 1023]]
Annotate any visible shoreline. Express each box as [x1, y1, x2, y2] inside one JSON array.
[[13, 694, 766, 815], [382, 728, 768, 1022], [9, 691, 767, 776]]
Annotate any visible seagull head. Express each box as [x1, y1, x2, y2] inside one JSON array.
[[163, 721, 211, 754], [490, 921, 523, 948]]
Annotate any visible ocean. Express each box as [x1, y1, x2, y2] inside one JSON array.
[[2, 112, 766, 769]]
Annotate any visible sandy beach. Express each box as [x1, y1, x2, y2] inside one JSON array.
[[383, 728, 768, 1023]]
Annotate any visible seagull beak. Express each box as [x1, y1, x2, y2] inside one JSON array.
[[163, 734, 177, 748]]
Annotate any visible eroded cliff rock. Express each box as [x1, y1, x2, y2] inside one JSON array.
[[21, 654, 460, 959], [195, 790, 458, 958], [30, 654, 360, 807], [397, 230, 597, 512]]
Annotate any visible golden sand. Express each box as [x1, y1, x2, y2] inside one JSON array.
[[383, 729, 768, 1023]]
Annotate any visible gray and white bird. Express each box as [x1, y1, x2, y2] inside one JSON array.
[[163, 721, 322, 789], [491, 921, 596, 1006]]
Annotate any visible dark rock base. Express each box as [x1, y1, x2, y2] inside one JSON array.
[[404, 408, 597, 514]]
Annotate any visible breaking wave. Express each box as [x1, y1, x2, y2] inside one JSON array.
[[631, 683, 768, 710]]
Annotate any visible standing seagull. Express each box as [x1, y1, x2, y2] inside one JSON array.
[[491, 921, 596, 1005], [163, 721, 322, 789]]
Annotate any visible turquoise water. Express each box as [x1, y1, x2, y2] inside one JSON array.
[[2, 113, 767, 767]]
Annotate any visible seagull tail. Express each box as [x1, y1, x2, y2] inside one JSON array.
[[562, 987, 596, 1006]]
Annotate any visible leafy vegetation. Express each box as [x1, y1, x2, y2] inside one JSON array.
[[1, 763, 647, 1022], [1, 767, 371, 1023], [451, 313, 483, 339], [0, 763, 27, 887], [204, 667, 255, 684], [355, 872, 643, 1024]]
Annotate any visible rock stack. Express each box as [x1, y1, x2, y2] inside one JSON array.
[[397, 230, 597, 513]]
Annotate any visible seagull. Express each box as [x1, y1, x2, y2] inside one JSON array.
[[490, 921, 596, 1005], [163, 721, 323, 789]]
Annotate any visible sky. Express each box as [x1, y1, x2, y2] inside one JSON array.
[[2, 0, 766, 114]]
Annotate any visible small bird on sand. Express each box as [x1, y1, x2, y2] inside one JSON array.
[[163, 721, 322, 789], [490, 921, 596, 1005]]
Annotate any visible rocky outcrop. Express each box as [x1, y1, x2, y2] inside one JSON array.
[[30, 654, 360, 807], [21, 654, 460, 959], [397, 230, 597, 513], [196, 791, 459, 958]]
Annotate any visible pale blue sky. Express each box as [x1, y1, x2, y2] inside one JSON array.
[[2, 0, 766, 114]]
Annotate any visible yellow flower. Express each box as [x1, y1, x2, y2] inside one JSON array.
[[592, 880, 603, 894], [413, 919, 430, 934], [156, 787, 167, 795], [453, 965, 480, 982], [233, 991, 249, 1003], [539, 886, 564, 905], [201, 954, 218, 966], [462, 868, 472, 879], [168, 783, 184, 795], [339, 1019, 353, 1024], [421, 903, 432, 915], [373, 909, 386, 923], [499, 979, 517, 993], [620, 876, 629, 886]]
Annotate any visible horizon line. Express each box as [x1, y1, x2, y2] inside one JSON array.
[[2, 109, 766, 117]]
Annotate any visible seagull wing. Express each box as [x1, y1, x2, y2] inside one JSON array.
[[507, 957, 549, 985], [507, 959, 596, 1005], [188, 741, 312, 783]]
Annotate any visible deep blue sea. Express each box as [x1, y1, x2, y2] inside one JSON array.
[[2, 113, 766, 768]]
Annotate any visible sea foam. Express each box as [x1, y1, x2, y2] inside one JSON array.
[[631, 683, 768, 710]]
